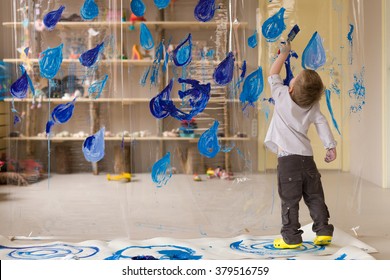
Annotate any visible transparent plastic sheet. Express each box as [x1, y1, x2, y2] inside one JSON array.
[[0, 0, 383, 260]]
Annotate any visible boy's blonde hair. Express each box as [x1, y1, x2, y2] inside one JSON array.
[[292, 69, 324, 108]]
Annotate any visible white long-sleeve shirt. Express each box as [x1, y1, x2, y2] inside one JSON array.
[[264, 74, 337, 156]]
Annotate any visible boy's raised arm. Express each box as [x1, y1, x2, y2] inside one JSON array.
[[269, 41, 291, 76]]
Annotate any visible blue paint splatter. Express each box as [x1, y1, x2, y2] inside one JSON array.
[[140, 66, 151, 87], [283, 51, 298, 86], [0, 244, 99, 260], [194, 0, 216, 22], [239, 67, 264, 110], [46, 99, 76, 134], [151, 152, 172, 187], [79, 42, 104, 68], [105, 245, 201, 260], [302, 32, 326, 70], [154, 0, 170, 9], [150, 79, 174, 119], [43, 5, 65, 31], [150, 78, 211, 121], [230, 239, 325, 257], [325, 89, 341, 135], [131, 0, 146, 17], [82, 127, 105, 162], [221, 143, 235, 153], [39, 44, 63, 79], [347, 24, 354, 65], [10, 65, 34, 99], [140, 23, 154, 51], [80, 0, 99, 21], [172, 34, 192, 67], [213, 51, 235, 86], [235, 61, 247, 90], [348, 67, 366, 113], [248, 30, 258, 48], [261, 7, 286, 42], [13, 115, 21, 125], [198, 120, 220, 158], [150, 41, 164, 86], [88, 74, 108, 99], [335, 253, 347, 260]]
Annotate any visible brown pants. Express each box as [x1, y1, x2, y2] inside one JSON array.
[[277, 155, 334, 244]]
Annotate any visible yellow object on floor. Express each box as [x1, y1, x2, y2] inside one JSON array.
[[273, 238, 302, 249], [107, 173, 131, 182], [314, 235, 332, 246]]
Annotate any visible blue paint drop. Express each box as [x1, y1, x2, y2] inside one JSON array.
[[13, 115, 21, 125], [39, 44, 63, 79], [302, 32, 326, 70], [80, 0, 99, 21], [172, 34, 192, 67], [88, 75, 108, 99], [150, 79, 174, 119], [140, 66, 151, 87], [198, 120, 220, 158], [248, 30, 258, 48], [347, 24, 354, 42], [213, 52, 235, 85], [194, 0, 216, 22], [154, 0, 170, 9], [43, 5, 65, 31], [348, 67, 366, 113], [325, 89, 341, 135], [173, 78, 211, 120], [150, 41, 164, 85], [46, 99, 76, 134], [262, 7, 286, 42], [82, 127, 105, 163], [131, 0, 146, 17], [151, 152, 172, 187], [10, 65, 30, 99], [140, 23, 154, 51], [79, 42, 104, 67], [283, 51, 298, 86], [239, 67, 264, 108]]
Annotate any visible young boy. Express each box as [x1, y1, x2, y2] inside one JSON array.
[[265, 41, 337, 249]]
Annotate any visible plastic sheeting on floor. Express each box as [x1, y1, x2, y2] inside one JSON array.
[[0, 224, 376, 260]]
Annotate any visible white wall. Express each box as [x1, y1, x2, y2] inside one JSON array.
[[349, 0, 383, 187]]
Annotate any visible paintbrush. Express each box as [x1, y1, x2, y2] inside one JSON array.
[[277, 24, 300, 54], [287, 24, 300, 42]]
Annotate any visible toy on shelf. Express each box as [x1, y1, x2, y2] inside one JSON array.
[[163, 129, 179, 137], [179, 118, 198, 138], [107, 172, 131, 182], [193, 173, 202, 181], [129, 13, 146, 31]]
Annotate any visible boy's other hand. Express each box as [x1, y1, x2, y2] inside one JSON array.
[[325, 148, 337, 163]]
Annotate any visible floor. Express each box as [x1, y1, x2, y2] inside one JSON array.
[[0, 171, 389, 259]]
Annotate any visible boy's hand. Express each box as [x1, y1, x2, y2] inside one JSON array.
[[325, 148, 337, 163], [279, 41, 291, 54]]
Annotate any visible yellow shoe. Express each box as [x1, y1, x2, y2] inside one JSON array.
[[273, 238, 302, 249], [314, 235, 332, 246]]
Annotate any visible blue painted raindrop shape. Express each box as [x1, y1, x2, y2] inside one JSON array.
[[88, 74, 108, 99], [10, 65, 29, 99], [194, 0, 216, 22], [302, 32, 326, 70], [79, 42, 104, 67], [82, 127, 105, 162], [261, 7, 286, 42], [39, 44, 63, 79], [80, 0, 99, 21], [150, 79, 174, 119], [176, 78, 211, 118], [239, 67, 264, 106], [131, 0, 146, 17], [140, 23, 154, 50], [213, 52, 235, 85], [198, 120, 220, 158], [151, 152, 172, 187], [172, 34, 192, 67], [45, 99, 76, 134], [154, 0, 170, 9], [248, 30, 258, 48], [43, 5, 65, 31]]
